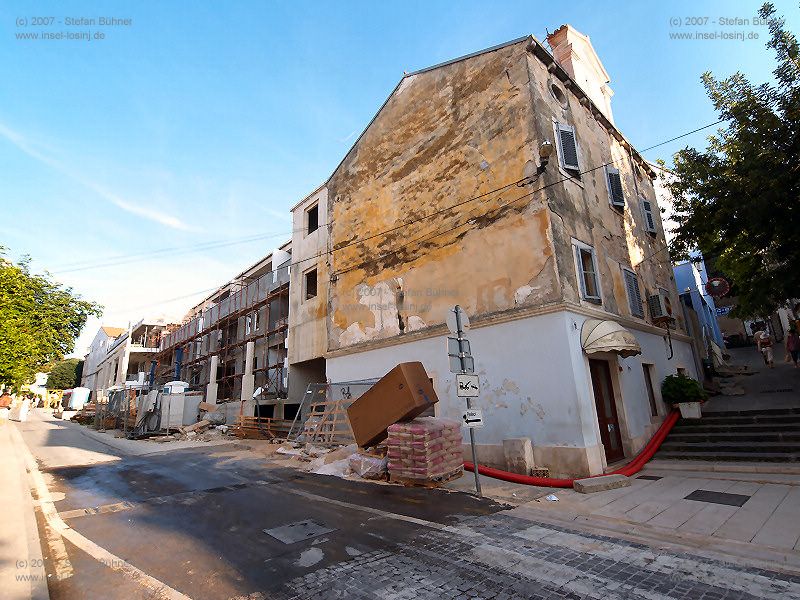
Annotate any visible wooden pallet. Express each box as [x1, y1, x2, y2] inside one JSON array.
[[301, 399, 355, 446], [391, 467, 464, 489], [234, 416, 293, 440]]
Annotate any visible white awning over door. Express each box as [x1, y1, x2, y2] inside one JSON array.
[[580, 319, 642, 358]]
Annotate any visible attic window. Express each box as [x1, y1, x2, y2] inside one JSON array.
[[550, 81, 568, 108], [306, 204, 319, 235]]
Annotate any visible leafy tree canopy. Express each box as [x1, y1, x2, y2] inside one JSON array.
[[0, 248, 101, 390], [666, 3, 800, 318], [46, 358, 84, 390]]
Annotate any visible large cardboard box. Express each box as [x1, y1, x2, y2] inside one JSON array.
[[347, 362, 438, 448]]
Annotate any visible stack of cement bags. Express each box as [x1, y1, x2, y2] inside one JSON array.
[[386, 417, 463, 485]]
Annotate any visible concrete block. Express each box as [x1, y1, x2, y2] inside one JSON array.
[[573, 474, 631, 494], [503, 437, 535, 475]]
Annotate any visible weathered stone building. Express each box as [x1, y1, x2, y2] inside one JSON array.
[[287, 26, 697, 477]]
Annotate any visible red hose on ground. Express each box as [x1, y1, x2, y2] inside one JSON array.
[[464, 410, 680, 488]]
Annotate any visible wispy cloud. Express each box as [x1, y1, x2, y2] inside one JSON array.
[[263, 207, 292, 223], [0, 121, 195, 231], [338, 129, 358, 143]]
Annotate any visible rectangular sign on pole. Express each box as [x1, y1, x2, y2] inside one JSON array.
[[462, 408, 484, 428], [456, 373, 479, 397], [447, 305, 482, 497]]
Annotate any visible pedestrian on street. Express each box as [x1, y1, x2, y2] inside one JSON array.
[[754, 324, 774, 369], [0, 390, 12, 409], [787, 326, 800, 368]]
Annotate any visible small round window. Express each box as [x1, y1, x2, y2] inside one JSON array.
[[550, 81, 568, 108]]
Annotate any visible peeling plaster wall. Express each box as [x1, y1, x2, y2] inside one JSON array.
[[525, 54, 684, 332], [288, 187, 330, 365], [326, 40, 561, 352]]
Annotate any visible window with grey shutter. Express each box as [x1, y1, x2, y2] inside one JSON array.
[[605, 166, 625, 209], [642, 199, 657, 233], [556, 123, 580, 171], [623, 268, 644, 317]]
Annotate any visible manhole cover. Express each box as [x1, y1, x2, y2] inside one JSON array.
[[684, 489, 750, 507], [263, 519, 336, 544]]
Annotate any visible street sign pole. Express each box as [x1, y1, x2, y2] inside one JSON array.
[[453, 305, 482, 497]]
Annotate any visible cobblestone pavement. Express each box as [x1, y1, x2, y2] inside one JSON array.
[[274, 513, 800, 600]]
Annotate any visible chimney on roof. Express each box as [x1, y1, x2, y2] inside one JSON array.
[[546, 24, 615, 123]]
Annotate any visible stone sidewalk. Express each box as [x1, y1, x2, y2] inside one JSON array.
[[520, 466, 800, 557], [0, 421, 49, 600]]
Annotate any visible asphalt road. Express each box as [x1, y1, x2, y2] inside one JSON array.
[[14, 411, 800, 600], [16, 412, 506, 600]]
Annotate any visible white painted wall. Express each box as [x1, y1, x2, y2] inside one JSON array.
[[328, 308, 698, 455], [327, 310, 595, 449]]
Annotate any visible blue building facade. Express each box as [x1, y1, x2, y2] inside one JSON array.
[[673, 258, 724, 347]]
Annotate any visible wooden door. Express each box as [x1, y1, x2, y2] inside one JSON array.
[[589, 359, 624, 463]]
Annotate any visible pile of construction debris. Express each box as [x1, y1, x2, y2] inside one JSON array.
[[63, 361, 466, 490], [150, 420, 231, 443], [271, 441, 389, 480], [269, 362, 464, 488]]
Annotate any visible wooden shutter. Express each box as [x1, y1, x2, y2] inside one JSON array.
[[606, 166, 625, 208], [557, 123, 580, 170], [623, 269, 644, 317], [642, 199, 657, 233]]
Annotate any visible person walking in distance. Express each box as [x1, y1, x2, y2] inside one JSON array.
[[786, 326, 800, 369], [754, 324, 774, 369]]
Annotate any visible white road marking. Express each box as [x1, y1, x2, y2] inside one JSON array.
[[10, 423, 194, 600], [281, 485, 483, 540]]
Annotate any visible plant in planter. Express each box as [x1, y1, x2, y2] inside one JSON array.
[[661, 373, 707, 418]]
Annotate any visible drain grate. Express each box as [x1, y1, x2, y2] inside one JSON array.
[[684, 489, 750, 507], [759, 388, 794, 394], [637, 475, 662, 481], [263, 519, 337, 544]]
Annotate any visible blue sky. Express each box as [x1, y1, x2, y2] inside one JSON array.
[[1, 0, 797, 355]]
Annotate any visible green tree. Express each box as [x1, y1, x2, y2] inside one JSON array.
[[0, 248, 101, 390], [666, 3, 800, 318], [46, 358, 84, 390]]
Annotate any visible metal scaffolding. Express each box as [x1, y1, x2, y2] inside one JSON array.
[[154, 264, 290, 404]]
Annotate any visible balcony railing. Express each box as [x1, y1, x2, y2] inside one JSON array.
[[160, 263, 290, 351]]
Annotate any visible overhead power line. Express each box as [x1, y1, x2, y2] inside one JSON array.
[[53, 231, 291, 274], [114, 119, 724, 313]]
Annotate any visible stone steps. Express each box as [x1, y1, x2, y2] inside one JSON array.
[[660, 440, 800, 454], [677, 414, 800, 427], [666, 431, 800, 444], [670, 422, 800, 435], [656, 451, 800, 462], [657, 407, 800, 463]]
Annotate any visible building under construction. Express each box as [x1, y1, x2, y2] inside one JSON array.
[[155, 243, 296, 421]]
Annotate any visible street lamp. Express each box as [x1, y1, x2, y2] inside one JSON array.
[[537, 140, 553, 175]]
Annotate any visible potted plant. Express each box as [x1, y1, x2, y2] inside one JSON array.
[[661, 373, 707, 419]]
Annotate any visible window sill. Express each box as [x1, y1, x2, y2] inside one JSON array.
[[558, 166, 584, 187]]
